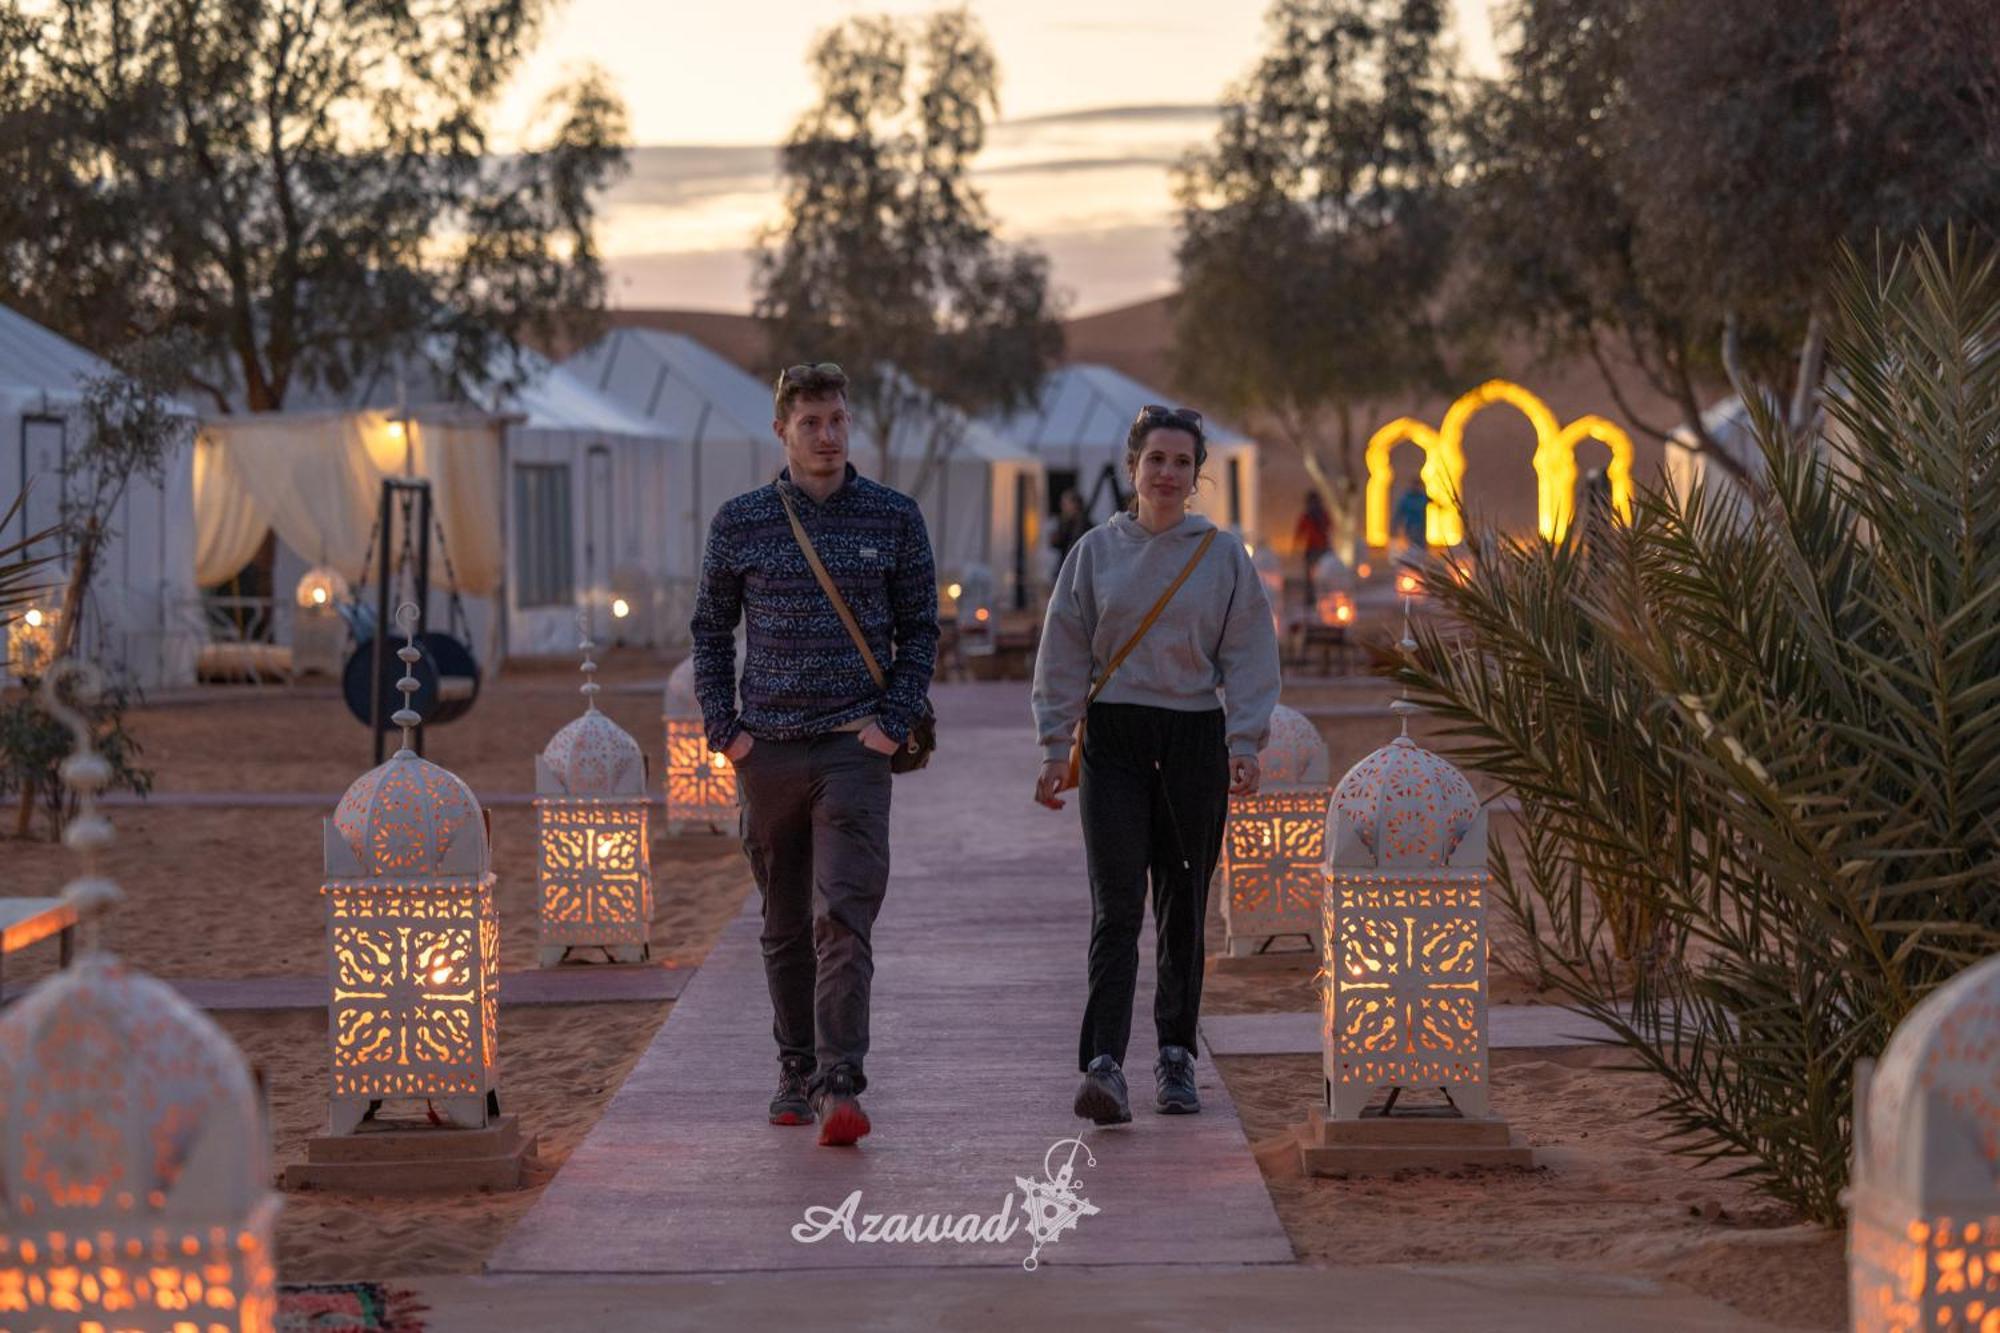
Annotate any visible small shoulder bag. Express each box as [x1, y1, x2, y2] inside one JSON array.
[[778, 489, 937, 774], [1065, 529, 1218, 789]]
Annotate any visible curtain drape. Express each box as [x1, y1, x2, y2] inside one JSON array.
[[191, 437, 271, 586], [194, 411, 504, 596]]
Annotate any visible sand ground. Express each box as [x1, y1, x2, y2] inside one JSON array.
[[0, 657, 1844, 1326]]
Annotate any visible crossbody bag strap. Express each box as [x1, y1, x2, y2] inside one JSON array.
[[1084, 527, 1218, 705], [778, 487, 888, 691]]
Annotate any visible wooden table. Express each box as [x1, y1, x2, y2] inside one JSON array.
[[0, 897, 78, 1001]]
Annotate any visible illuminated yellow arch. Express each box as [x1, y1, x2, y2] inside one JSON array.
[[1364, 380, 1636, 546]]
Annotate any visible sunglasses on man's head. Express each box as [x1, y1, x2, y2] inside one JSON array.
[[774, 361, 844, 391], [1136, 404, 1203, 429]]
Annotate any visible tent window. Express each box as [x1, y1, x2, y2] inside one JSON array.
[[513, 463, 575, 608], [19, 416, 67, 563]]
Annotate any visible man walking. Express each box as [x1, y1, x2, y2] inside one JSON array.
[[690, 362, 938, 1147]]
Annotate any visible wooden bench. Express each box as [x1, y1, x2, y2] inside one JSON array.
[[0, 897, 78, 1002]]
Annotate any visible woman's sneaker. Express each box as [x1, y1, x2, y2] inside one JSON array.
[[769, 1057, 814, 1126], [814, 1067, 871, 1147], [1155, 1045, 1201, 1115], [1073, 1054, 1133, 1125]]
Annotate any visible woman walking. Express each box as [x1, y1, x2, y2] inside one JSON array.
[[1031, 405, 1280, 1124]]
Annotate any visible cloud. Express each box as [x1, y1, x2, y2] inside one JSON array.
[[606, 220, 1180, 316]]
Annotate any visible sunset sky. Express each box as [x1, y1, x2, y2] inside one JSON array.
[[494, 2, 1503, 314]]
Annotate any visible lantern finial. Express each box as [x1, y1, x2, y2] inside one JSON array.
[[391, 601, 424, 753], [576, 608, 600, 713], [1391, 570, 1422, 737], [39, 658, 124, 950]]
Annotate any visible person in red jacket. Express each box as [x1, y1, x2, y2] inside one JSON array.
[[1293, 490, 1331, 603]]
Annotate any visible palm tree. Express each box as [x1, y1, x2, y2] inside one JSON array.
[[1398, 233, 2000, 1224]]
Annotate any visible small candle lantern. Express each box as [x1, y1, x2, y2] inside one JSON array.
[[7, 605, 59, 679], [292, 566, 350, 677], [1848, 952, 2000, 1332], [1321, 731, 1491, 1119], [535, 622, 653, 966], [663, 656, 736, 835], [322, 605, 498, 1135], [1221, 704, 1331, 956], [0, 661, 279, 1329]]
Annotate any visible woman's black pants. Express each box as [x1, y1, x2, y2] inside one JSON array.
[[1076, 701, 1230, 1072]]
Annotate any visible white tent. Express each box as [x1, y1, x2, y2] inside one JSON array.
[[1665, 394, 1768, 521], [562, 332, 1050, 613], [561, 329, 785, 609], [986, 363, 1261, 580], [0, 304, 198, 689], [195, 349, 681, 663], [861, 371, 1048, 613]]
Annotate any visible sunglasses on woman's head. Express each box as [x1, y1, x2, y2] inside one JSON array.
[[1136, 404, 1203, 429]]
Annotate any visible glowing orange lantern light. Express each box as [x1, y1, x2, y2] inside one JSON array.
[[1221, 705, 1331, 956], [535, 621, 653, 966], [1848, 954, 2000, 1331], [1, 662, 279, 1330], [1322, 733, 1492, 1120], [322, 606, 499, 1135], [663, 656, 737, 834]]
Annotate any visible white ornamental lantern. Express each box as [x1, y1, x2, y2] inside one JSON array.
[[322, 606, 498, 1135], [1849, 953, 2000, 1332], [1321, 731, 1491, 1120], [536, 623, 653, 966], [662, 656, 736, 835], [1221, 704, 1332, 956], [0, 662, 278, 1329]]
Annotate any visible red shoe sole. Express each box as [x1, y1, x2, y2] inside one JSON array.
[[770, 1110, 812, 1126], [818, 1099, 871, 1147]]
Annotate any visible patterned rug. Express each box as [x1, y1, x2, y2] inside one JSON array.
[[277, 1282, 429, 1332]]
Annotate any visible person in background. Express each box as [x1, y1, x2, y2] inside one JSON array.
[[1392, 479, 1429, 552], [1051, 487, 1091, 573], [1293, 490, 1331, 604]]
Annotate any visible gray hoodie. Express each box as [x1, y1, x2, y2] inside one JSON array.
[[1032, 511, 1281, 762]]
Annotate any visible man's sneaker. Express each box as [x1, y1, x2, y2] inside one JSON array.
[[769, 1057, 814, 1126], [814, 1067, 871, 1147], [1074, 1054, 1133, 1125], [1155, 1044, 1201, 1115]]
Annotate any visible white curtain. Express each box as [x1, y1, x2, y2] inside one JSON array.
[[408, 417, 503, 596], [194, 411, 504, 596], [191, 437, 271, 586]]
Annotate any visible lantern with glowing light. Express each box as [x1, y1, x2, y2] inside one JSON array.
[[294, 566, 349, 611], [958, 563, 996, 656], [535, 624, 652, 966], [1848, 952, 2000, 1332], [663, 656, 736, 835], [1221, 705, 1331, 956], [7, 605, 60, 679], [292, 566, 351, 677], [322, 606, 498, 1134], [0, 661, 279, 1330], [1321, 731, 1492, 1119]]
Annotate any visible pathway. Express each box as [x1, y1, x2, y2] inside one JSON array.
[[487, 681, 1294, 1275]]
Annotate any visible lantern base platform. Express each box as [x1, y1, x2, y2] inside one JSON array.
[[1296, 1103, 1535, 1176], [538, 942, 650, 967], [1221, 930, 1320, 960], [284, 1113, 540, 1194]]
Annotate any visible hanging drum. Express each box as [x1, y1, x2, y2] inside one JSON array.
[[340, 632, 482, 730], [423, 630, 483, 724], [341, 635, 441, 730]]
